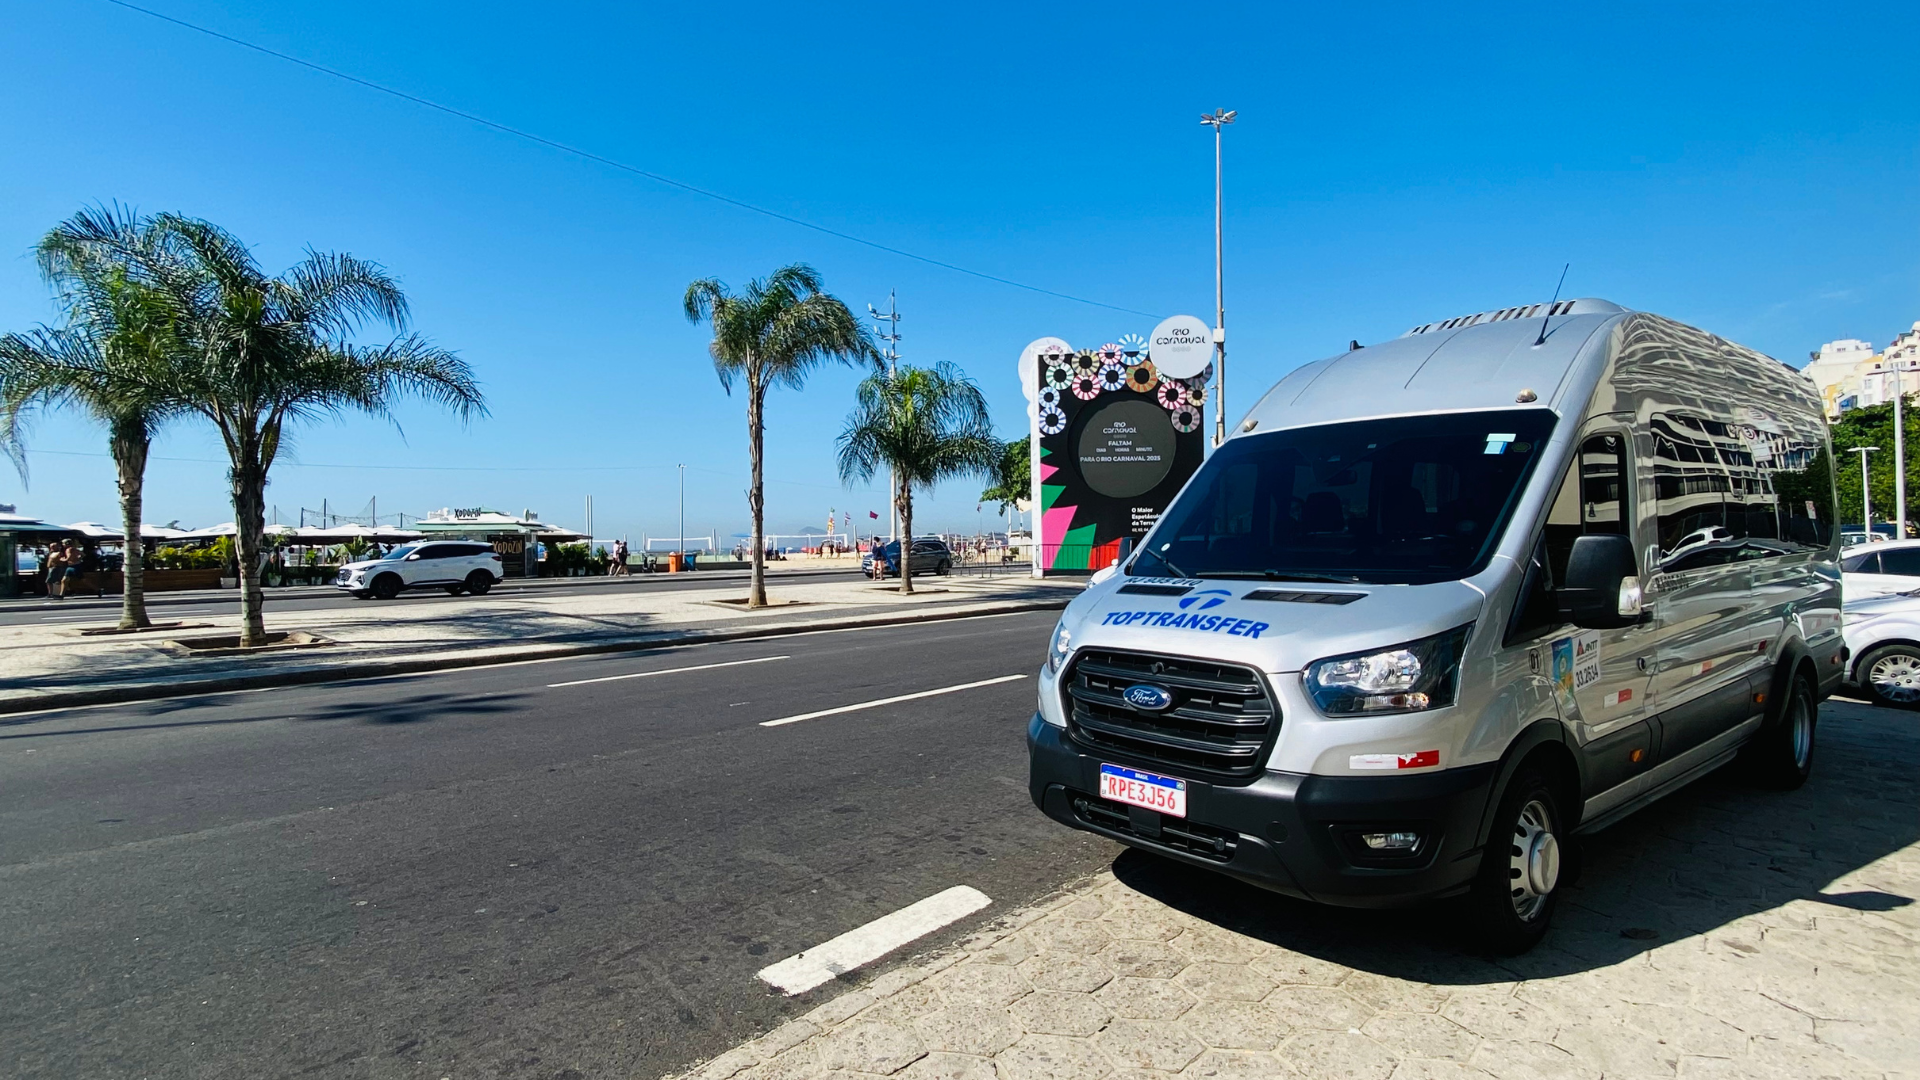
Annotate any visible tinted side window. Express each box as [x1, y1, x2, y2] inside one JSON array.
[[1879, 549, 1920, 576], [421, 545, 457, 560], [1509, 432, 1630, 643], [1651, 413, 1744, 571], [1843, 552, 1880, 573]]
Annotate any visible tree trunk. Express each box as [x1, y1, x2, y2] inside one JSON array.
[[230, 439, 270, 647], [747, 371, 767, 608], [898, 473, 914, 596], [110, 420, 152, 630]]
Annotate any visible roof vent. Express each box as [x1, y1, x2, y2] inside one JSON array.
[[1401, 298, 1623, 337]]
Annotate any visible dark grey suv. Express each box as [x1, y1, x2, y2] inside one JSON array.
[[862, 538, 953, 578]]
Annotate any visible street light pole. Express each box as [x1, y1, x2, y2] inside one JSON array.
[[678, 464, 686, 563], [1851, 446, 1877, 534], [1896, 361, 1909, 539], [1200, 108, 1236, 447]]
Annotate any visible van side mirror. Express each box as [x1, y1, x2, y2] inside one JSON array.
[[1557, 534, 1644, 629]]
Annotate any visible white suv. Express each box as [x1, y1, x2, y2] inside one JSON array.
[[337, 541, 503, 600]]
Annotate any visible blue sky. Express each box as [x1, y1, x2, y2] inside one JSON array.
[[3, 1, 1916, 541]]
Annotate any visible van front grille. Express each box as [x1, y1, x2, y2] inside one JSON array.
[[1063, 649, 1277, 777]]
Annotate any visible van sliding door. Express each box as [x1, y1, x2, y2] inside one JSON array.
[[1647, 414, 1760, 763]]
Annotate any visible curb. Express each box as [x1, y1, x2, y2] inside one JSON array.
[[0, 595, 1069, 718], [0, 565, 875, 614]]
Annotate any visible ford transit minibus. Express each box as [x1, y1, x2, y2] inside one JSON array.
[[1027, 299, 1843, 952]]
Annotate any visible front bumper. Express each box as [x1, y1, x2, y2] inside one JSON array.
[[1028, 714, 1496, 908]]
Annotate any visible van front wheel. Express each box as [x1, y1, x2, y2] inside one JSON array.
[[1465, 765, 1563, 954]]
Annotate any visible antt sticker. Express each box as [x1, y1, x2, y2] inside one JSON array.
[[1603, 688, 1634, 708]]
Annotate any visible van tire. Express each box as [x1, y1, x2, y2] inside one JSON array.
[[370, 574, 402, 600], [1465, 764, 1564, 954], [1745, 672, 1816, 790], [465, 572, 494, 596], [1855, 643, 1920, 710]]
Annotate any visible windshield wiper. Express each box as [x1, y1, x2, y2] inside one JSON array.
[[1258, 570, 1364, 584], [1135, 546, 1191, 579]]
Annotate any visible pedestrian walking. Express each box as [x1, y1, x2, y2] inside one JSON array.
[[609, 539, 629, 576], [44, 542, 68, 599]]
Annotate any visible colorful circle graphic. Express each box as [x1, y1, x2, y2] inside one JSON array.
[[1124, 361, 1158, 393], [1098, 361, 1127, 392], [1070, 373, 1101, 400], [1039, 405, 1067, 434], [1038, 386, 1061, 409]]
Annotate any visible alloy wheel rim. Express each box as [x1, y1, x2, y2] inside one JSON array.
[[1868, 654, 1920, 703], [1508, 798, 1559, 921]]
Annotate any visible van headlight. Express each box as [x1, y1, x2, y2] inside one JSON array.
[[1046, 619, 1073, 675], [1304, 625, 1473, 716]]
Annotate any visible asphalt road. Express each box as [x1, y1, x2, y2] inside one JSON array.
[[0, 567, 868, 628], [0, 609, 1117, 1080]]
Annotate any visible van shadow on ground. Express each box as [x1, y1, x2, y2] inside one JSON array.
[[1113, 699, 1918, 984]]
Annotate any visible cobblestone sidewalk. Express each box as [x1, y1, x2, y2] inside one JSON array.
[[674, 701, 1919, 1080]]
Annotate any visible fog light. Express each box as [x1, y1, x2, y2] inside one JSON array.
[[1361, 831, 1420, 851]]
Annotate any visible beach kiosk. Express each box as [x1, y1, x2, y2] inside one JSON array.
[[415, 508, 586, 577], [1, 510, 79, 598]]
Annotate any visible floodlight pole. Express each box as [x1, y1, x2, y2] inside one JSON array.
[[1201, 108, 1236, 447], [869, 293, 903, 541], [1851, 446, 1877, 533]]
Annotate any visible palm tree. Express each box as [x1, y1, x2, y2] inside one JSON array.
[[142, 213, 484, 646], [684, 265, 876, 607], [978, 435, 1032, 543], [837, 362, 999, 594], [0, 206, 186, 629]]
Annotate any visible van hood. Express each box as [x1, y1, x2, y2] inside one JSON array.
[[1063, 575, 1488, 674]]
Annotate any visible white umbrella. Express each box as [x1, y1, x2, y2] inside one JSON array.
[[180, 522, 238, 539], [140, 524, 191, 540]]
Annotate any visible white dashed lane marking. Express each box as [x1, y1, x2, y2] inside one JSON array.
[[546, 655, 791, 688], [757, 886, 993, 995], [757, 674, 1028, 728]]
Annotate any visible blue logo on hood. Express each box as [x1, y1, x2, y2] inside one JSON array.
[[1123, 684, 1175, 711], [1178, 589, 1231, 611]]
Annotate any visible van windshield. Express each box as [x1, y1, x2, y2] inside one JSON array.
[[1136, 410, 1557, 585]]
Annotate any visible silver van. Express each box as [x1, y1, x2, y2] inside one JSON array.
[[1027, 299, 1843, 952]]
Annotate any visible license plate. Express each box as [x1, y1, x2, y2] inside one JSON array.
[[1099, 763, 1187, 819]]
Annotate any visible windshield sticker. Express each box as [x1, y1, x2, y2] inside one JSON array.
[[1484, 433, 1517, 454], [1350, 750, 1440, 770], [1127, 576, 1202, 587], [1099, 609, 1271, 638]]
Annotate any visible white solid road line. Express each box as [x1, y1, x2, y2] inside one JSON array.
[[759, 674, 1027, 728], [546, 654, 791, 688], [757, 885, 992, 996]]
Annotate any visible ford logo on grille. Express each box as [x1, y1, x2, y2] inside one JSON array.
[[1123, 684, 1174, 711]]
